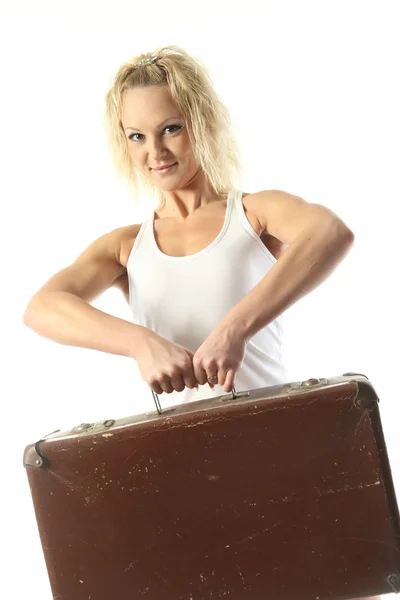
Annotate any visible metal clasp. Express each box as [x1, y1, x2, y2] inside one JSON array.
[[282, 377, 328, 393], [220, 386, 250, 401]]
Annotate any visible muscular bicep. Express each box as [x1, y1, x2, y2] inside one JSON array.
[[26, 228, 126, 306]]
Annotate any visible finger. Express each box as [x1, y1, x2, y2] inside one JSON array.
[[159, 378, 174, 394], [222, 369, 235, 393], [217, 369, 225, 387], [207, 372, 219, 389], [170, 375, 185, 393], [193, 362, 210, 387], [150, 381, 164, 395], [183, 379, 200, 390], [183, 364, 200, 390]]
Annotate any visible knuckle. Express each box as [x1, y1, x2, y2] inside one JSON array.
[[202, 359, 215, 370], [168, 369, 179, 379], [151, 374, 167, 386]]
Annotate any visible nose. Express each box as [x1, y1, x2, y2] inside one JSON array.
[[146, 136, 169, 161]]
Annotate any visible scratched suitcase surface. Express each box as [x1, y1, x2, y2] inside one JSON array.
[[23, 373, 400, 600]]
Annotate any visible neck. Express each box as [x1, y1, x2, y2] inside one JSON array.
[[156, 172, 228, 221]]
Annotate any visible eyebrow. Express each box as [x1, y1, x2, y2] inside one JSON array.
[[124, 117, 182, 132]]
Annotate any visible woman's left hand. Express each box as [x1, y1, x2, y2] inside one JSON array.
[[192, 325, 248, 393]]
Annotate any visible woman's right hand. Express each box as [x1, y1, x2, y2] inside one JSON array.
[[136, 331, 202, 394]]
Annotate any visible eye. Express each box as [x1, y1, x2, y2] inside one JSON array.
[[164, 125, 182, 134], [128, 133, 143, 142], [128, 124, 183, 143]]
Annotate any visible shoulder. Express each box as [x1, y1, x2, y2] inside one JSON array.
[[238, 191, 288, 259], [241, 190, 280, 231], [241, 189, 315, 257], [241, 189, 289, 225], [111, 223, 143, 268], [241, 189, 291, 235], [99, 224, 142, 302]]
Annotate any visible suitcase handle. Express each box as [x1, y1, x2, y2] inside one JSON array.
[[151, 385, 238, 415]]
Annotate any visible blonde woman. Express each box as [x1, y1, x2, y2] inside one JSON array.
[[22, 44, 380, 600], [23, 46, 354, 410]]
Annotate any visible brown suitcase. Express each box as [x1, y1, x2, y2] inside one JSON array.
[[23, 373, 400, 600]]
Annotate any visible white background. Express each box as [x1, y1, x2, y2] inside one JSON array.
[[1, 1, 399, 598]]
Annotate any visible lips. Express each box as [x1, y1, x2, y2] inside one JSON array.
[[153, 163, 176, 171]]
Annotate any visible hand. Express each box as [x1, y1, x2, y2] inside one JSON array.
[[136, 330, 199, 395], [192, 326, 248, 393]]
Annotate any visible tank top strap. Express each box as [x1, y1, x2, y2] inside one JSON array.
[[231, 188, 250, 229]]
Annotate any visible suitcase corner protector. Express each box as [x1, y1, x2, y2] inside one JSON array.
[[387, 573, 400, 593], [23, 441, 46, 469], [353, 378, 379, 410]]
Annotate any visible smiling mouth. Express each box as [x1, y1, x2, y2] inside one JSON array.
[[153, 163, 177, 172], [153, 163, 175, 169]]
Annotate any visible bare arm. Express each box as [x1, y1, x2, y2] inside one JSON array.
[[22, 226, 149, 360], [214, 190, 355, 340]]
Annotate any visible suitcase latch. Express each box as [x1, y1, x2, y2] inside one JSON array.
[[70, 419, 116, 435], [220, 389, 250, 402], [282, 377, 328, 394]]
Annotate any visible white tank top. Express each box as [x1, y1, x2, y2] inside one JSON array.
[[127, 188, 290, 410]]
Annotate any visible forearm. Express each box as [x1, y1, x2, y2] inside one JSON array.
[[23, 291, 149, 360], [220, 218, 354, 340]]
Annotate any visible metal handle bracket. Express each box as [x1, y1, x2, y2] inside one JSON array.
[[152, 386, 239, 414]]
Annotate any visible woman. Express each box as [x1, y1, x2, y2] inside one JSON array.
[[23, 45, 380, 600], [23, 44, 353, 404]]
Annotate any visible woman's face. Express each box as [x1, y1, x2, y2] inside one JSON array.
[[121, 85, 200, 190]]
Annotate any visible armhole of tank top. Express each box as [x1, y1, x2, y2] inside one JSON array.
[[126, 220, 147, 309], [126, 221, 147, 269], [234, 190, 278, 266]]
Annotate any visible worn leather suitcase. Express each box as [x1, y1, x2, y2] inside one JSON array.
[[23, 373, 400, 600]]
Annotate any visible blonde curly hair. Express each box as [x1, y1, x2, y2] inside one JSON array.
[[103, 45, 242, 210]]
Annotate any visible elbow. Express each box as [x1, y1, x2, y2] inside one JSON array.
[[23, 298, 38, 327], [341, 225, 355, 245], [335, 223, 355, 261], [23, 294, 46, 328], [332, 218, 355, 245]]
